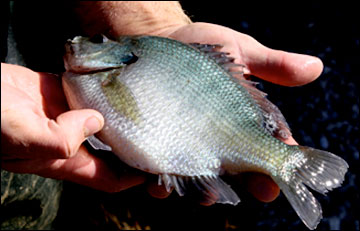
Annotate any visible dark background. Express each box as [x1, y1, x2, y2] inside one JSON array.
[[2, 2, 359, 230]]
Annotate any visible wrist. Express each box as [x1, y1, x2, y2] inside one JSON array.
[[74, 1, 191, 38]]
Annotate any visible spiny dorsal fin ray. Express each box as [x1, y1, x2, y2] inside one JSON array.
[[190, 43, 244, 73], [190, 43, 223, 52], [191, 42, 291, 140], [237, 78, 292, 139]]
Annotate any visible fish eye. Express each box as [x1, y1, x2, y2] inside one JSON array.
[[89, 34, 108, 44], [122, 52, 138, 65]]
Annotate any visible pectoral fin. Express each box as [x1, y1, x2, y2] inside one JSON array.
[[87, 135, 112, 151]]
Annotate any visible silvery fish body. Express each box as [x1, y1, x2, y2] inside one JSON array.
[[62, 35, 348, 229]]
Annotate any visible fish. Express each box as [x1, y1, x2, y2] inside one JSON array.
[[62, 35, 348, 230]]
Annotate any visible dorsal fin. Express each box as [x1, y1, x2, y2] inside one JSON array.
[[190, 43, 245, 73], [237, 78, 292, 139], [191, 42, 292, 140], [190, 43, 223, 52]]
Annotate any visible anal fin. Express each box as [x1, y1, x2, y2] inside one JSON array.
[[159, 174, 240, 205]]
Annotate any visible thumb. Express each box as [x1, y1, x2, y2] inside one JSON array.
[[43, 109, 104, 159]]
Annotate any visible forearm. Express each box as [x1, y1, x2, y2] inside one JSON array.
[[73, 1, 191, 37]]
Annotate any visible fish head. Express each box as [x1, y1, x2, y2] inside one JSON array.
[[64, 35, 138, 73]]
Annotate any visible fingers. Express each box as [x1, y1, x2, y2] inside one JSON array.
[[40, 109, 104, 159], [1, 63, 105, 160], [2, 145, 146, 192], [201, 173, 281, 204], [55, 146, 146, 192], [282, 136, 298, 145], [243, 173, 280, 203], [239, 34, 324, 86], [145, 178, 217, 205], [55, 109, 104, 151], [3, 109, 104, 160], [166, 23, 324, 87], [146, 180, 172, 199], [145, 174, 280, 204]]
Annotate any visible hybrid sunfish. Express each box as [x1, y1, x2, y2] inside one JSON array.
[[62, 35, 348, 229]]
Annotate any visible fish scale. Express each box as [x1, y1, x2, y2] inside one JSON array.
[[62, 35, 348, 230], [127, 52, 224, 173]]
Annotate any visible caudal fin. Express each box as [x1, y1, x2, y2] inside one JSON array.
[[272, 146, 348, 230]]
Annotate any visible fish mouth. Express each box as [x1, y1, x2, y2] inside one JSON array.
[[64, 47, 125, 74], [64, 60, 125, 75], [64, 35, 133, 74], [70, 35, 109, 44], [69, 36, 84, 44]]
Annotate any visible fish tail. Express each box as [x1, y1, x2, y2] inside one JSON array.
[[272, 146, 348, 230]]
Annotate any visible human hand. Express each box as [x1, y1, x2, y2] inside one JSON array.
[[75, 2, 323, 203], [1, 63, 145, 192], [164, 22, 323, 87], [145, 22, 323, 204]]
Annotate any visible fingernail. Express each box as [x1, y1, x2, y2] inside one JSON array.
[[84, 116, 103, 137]]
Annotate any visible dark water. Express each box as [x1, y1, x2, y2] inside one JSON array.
[[4, 2, 358, 230]]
